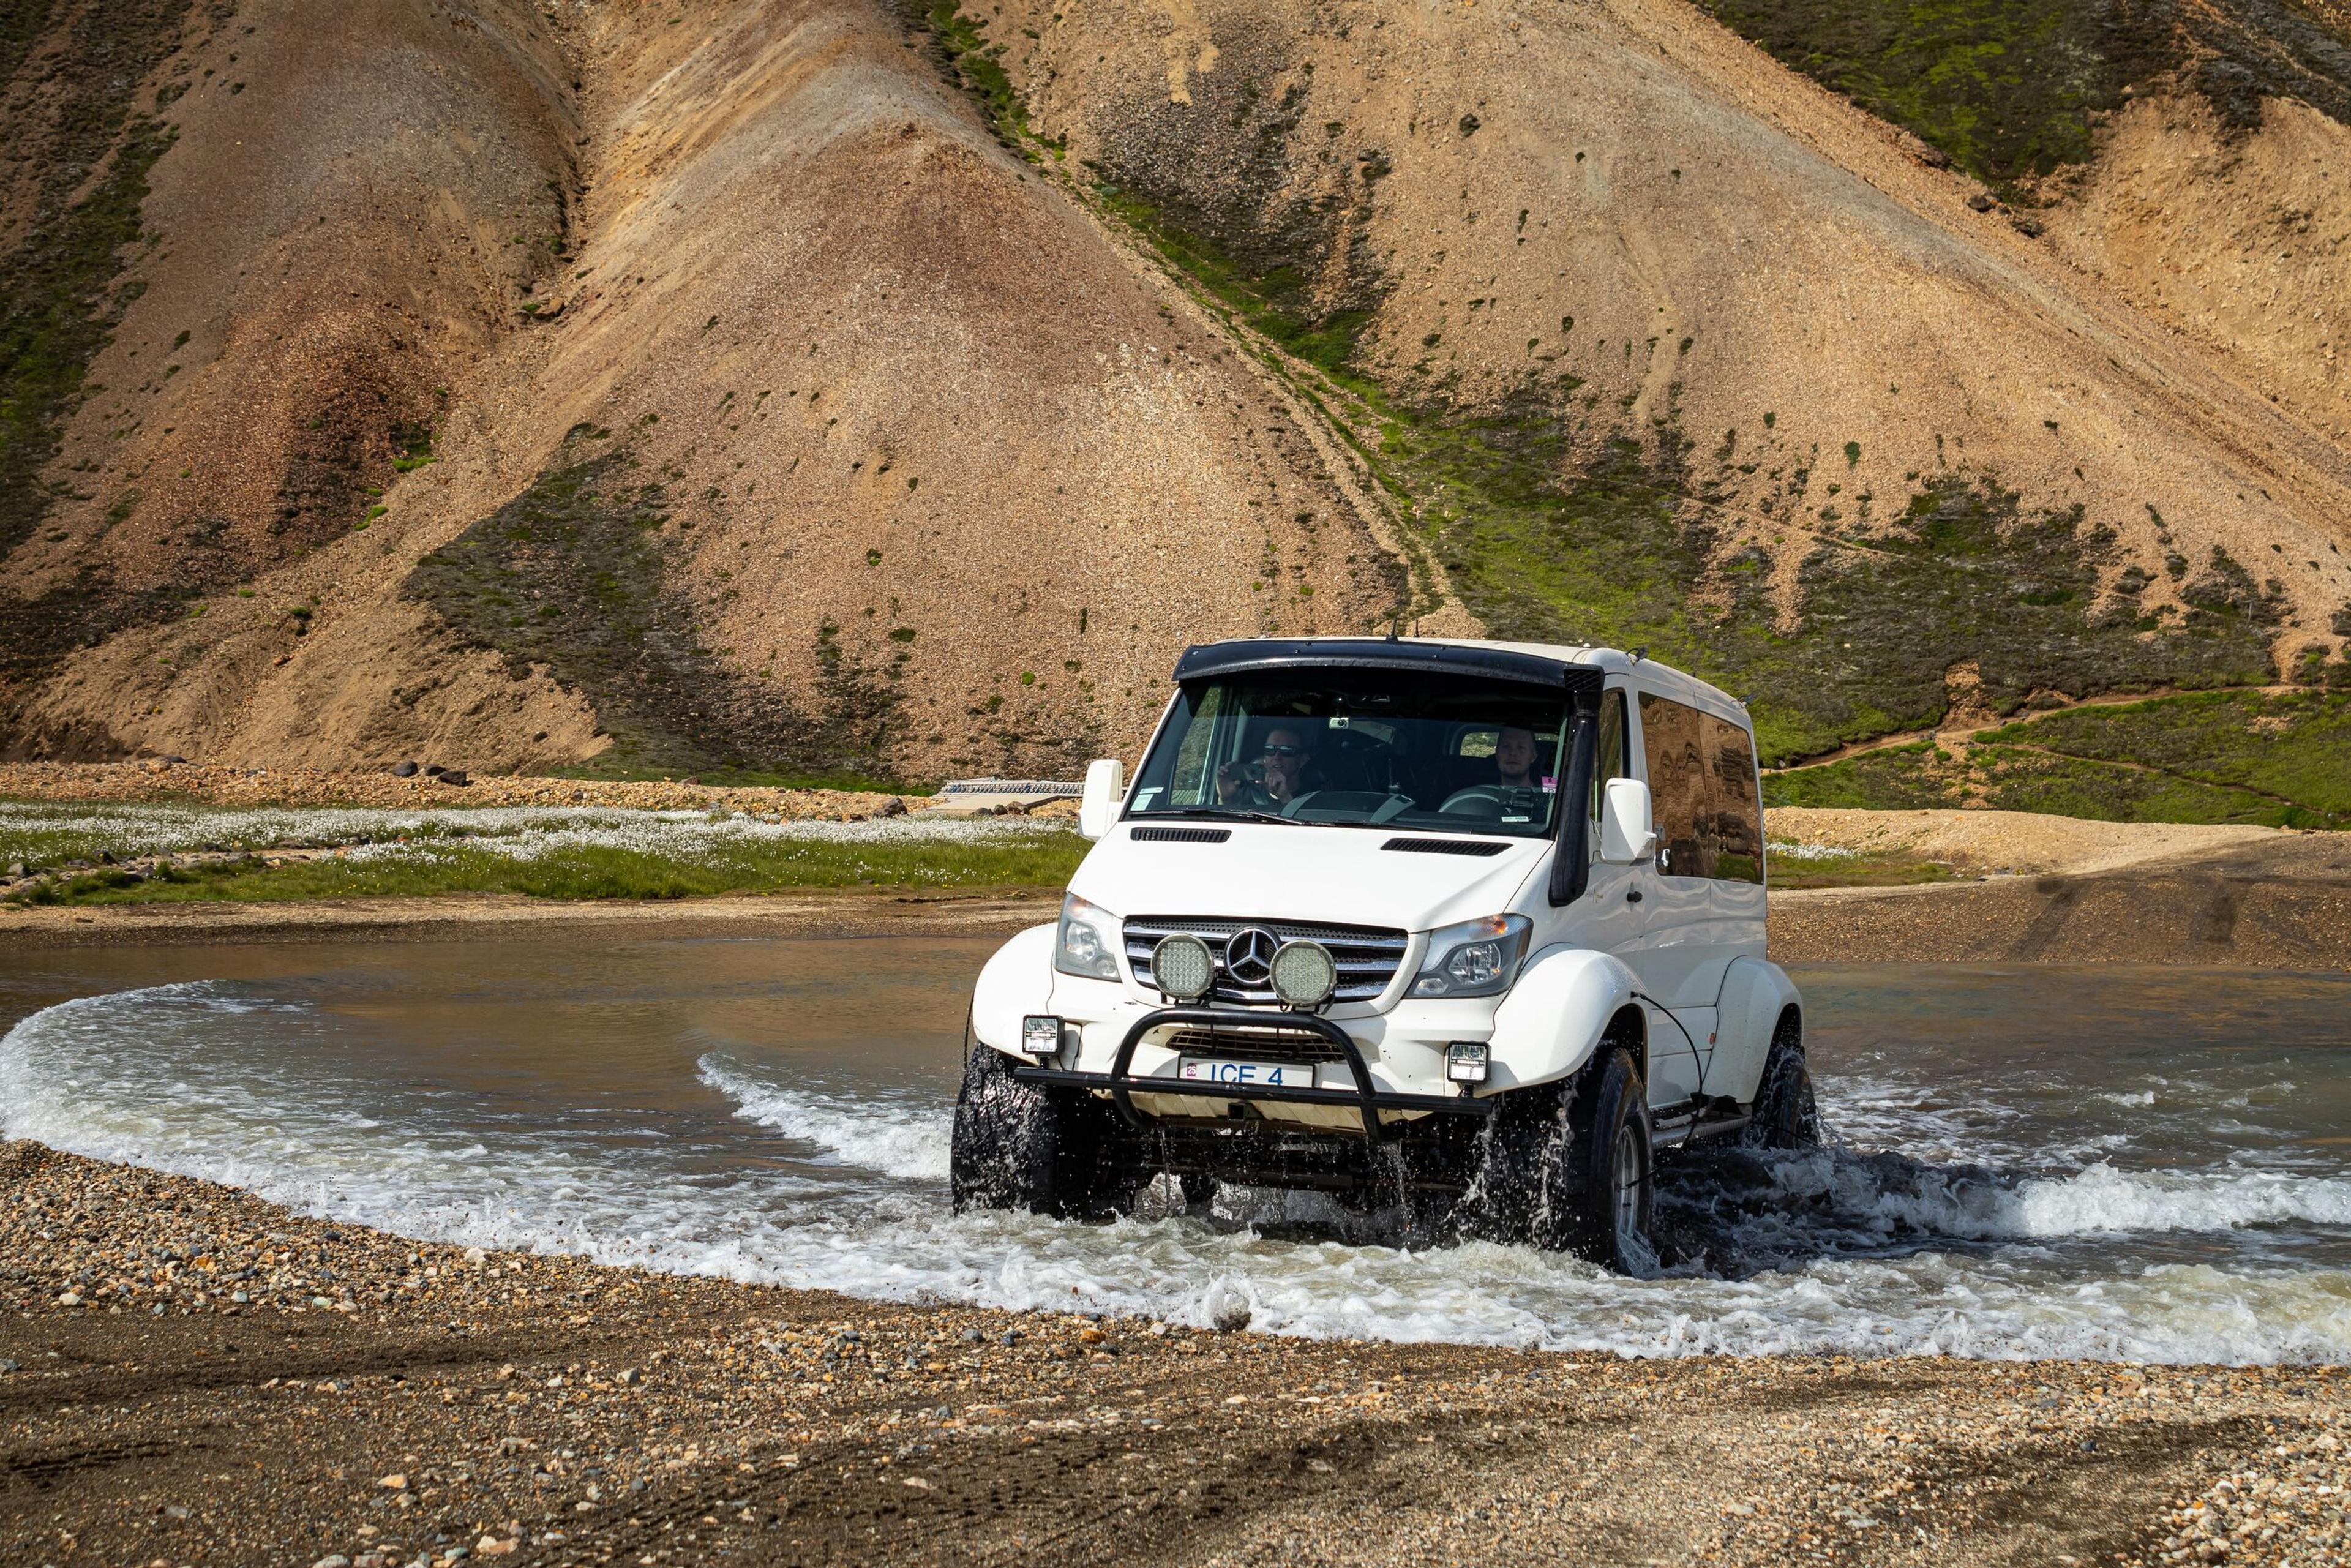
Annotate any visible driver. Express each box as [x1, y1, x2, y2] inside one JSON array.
[[1216, 726, 1313, 809], [1494, 726, 1540, 789]]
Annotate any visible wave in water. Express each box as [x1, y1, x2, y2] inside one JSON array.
[[697, 1054, 948, 1182]]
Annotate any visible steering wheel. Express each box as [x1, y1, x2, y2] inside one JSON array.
[[1441, 785, 1547, 818], [1439, 785, 1509, 817]]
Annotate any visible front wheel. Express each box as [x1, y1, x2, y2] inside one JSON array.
[[1458, 1046, 1654, 1271], [949, 1029, 1133, 1217]]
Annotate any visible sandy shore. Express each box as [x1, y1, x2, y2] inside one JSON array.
[[0, 1143, 2340, 1568]]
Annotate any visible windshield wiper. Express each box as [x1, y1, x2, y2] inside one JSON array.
[[1148, 806, 1300, 827]]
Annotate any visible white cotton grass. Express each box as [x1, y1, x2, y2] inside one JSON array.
[[0, 800, 1059, 869], [1765, 839, 1858, 861]]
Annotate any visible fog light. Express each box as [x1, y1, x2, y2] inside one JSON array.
[[1270, 940, 1338, 1008], [1021, 1015, 1063, 1056], [1150, 934, 1216, 1002], [1445, 1041, 1490, 1084]]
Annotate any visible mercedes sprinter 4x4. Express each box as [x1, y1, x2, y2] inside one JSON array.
[[950, 637, 1817, 1270]]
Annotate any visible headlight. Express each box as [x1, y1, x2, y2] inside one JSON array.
[[1411, 914, 1531, 999], [1270, 940, 1337, 1008], [1149, 933, 1216, 1002], [1054, 893, 1122, 981]]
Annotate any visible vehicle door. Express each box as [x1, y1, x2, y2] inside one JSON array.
[[1555, 685, 1644, 960], [1622, 690, 1764, 1106]]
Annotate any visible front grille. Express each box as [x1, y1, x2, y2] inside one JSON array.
[[1123, 915, 1409, 1005], [1159, 1024, 1348, 1063]]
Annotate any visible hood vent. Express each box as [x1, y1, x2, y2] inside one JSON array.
[[1129, 825, 1232, 844], [1381, 836, 1509, 857]]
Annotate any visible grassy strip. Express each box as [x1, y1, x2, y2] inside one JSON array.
[[1766, 691, 2351, 826], [1767, 851, 1960, 890], [8, 831, 1090, 906]]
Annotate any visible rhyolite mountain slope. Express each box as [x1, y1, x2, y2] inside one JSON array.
[[1, 0, 2346, 816]]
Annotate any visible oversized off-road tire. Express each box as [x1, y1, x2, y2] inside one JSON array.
[[1458, 1046, 1654, 1270], [1745, 1016, 1820, 1150], [949, 1031, 1133, 1217]]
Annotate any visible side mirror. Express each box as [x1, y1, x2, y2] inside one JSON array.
[[1078, 758, 1124, 841], [1597, 777, 1657, 864]]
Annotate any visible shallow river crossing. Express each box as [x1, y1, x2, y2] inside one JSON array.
[[1, 937, 2345, 1362]]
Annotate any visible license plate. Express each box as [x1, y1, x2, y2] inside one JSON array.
[[1176, 1056, 1318, 1090]]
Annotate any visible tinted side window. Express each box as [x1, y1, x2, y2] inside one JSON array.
[[1704, 714, 1764, 884], [1638, 694, 1763, 882], [1639, 694, 1708, 876]]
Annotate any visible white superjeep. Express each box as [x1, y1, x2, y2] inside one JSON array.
[[950, 637, 1817, 1271]]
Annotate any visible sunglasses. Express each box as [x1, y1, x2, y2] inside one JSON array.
[[1260, 743, 1305, 759]]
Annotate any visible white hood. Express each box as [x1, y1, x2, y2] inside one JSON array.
[[1066, 822, 1550, 933]]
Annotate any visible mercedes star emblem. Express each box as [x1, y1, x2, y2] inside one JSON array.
[[1223, 927, 1280, 986]]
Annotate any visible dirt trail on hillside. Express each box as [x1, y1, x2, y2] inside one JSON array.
[[0, 1146, 2339, 1568]]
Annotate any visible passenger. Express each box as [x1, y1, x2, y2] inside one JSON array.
[[1216, 726, 1313, 809], [1494, 725, 1540, 790]]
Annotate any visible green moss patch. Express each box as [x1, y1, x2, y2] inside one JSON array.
[[1979, 689, 2351, 818], [1694, 0, 2351, 194], [405, 441, 903, 783], [0, 1, 196, 690], [1357, 397, 2274, 765], [907, 0, 1042, 156]]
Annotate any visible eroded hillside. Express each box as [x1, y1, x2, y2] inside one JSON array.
[[0, 0, 2346, 809], [0, 0, 1403, 782], [971, 0, 2351, 812]]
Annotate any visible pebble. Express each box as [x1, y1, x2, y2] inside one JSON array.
[[2, 1139, 2344, 1568]]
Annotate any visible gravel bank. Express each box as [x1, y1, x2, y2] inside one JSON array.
[[0, 1142, 2341, 1567]]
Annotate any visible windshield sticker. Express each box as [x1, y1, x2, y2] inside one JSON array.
[[1540, 776, 1557, 793]]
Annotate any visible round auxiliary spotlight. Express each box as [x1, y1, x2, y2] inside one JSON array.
[[1270, 940, 1338, 1009], [1150, 933, 1217, 1002]]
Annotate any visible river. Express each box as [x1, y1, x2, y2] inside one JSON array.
[[2, 936, 2344, 1362]]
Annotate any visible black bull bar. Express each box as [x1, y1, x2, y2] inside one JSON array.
[[1008, 1007, 1497, 1144]]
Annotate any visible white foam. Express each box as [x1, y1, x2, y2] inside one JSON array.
[[697, 1055, 949, 1182], [2015, 1161, 2351, 1236]]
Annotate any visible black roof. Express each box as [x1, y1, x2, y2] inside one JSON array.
[[1172, 638, 1603, 696]]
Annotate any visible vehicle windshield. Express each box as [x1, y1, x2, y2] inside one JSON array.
[[1127, 668, 1572, 838]]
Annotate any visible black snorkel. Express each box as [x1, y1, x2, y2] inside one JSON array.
[[1548, 685, 1601, 907]]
